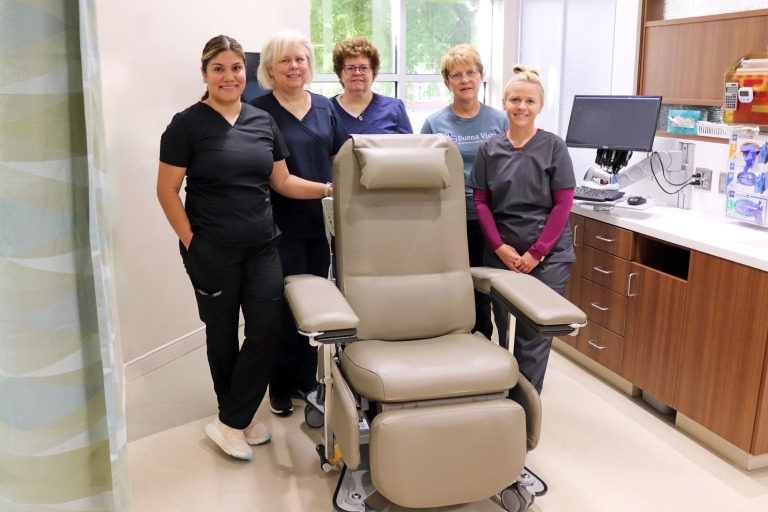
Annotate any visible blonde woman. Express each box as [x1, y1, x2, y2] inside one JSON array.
[[468, 64, 576, 394], [421, 44, 508, 341], [251, 30, 348, 417]]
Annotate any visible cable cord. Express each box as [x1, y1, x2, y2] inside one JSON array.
[[649, 151, 697, 194]]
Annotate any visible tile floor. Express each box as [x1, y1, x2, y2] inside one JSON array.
[[126, 346, 768, 511]]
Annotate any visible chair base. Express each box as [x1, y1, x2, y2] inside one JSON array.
[[333, 462, 376, 512], [332, 463, 548, 512], [499, 467, 547, 512]]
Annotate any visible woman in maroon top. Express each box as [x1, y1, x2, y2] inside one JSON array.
[[468, 64, 576, 394]]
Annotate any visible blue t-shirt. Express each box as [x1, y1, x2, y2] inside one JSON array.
[[331, 92, 413, 134], [251, 92, 349, 240], [420, 104, 508, 219]]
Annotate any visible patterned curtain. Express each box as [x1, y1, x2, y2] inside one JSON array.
[[0, 1, 130, 510]]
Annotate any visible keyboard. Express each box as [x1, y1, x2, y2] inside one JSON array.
[[573, 186, 625, 202]]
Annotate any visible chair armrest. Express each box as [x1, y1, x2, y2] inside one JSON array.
[[472, 267, 587, 337], [284, 275, 359, 343], [470, 266, 511, 295]]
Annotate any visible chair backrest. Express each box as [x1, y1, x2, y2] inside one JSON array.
[[333, 134, 474, 341]]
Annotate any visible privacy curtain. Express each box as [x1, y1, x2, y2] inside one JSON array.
[[0, 1, 130, 510]]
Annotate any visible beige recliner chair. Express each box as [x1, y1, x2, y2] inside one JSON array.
[[284, 134, 586, 512]]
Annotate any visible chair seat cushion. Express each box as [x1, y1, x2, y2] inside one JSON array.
[[340, 333, 519, 402]]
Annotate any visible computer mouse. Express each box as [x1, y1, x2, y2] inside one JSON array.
[[627, 196, 646, 206]]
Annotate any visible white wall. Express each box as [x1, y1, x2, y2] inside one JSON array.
[[519, 0, 732, 216], [95, 1, 310, 375]]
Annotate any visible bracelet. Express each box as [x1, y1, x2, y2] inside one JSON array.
[[323, 182, 332, 198]]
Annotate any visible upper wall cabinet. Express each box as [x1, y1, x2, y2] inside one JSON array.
[[639, 3, 768, 106]]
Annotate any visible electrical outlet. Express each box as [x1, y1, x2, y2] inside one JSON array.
[[694, 168, 713, 191], [718, 172, 727, 194]]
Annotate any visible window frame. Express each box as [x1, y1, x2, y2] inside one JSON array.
[[310, 0, 500, 117]]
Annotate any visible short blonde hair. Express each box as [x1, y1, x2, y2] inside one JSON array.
[[440, 44, 484, 81], [257, 29, 315, 89], [503, 64, 544, 105]]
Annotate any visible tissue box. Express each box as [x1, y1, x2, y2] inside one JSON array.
[[667, 109, 701, 135]]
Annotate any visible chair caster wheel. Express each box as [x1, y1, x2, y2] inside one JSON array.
[[316, 443, 341, 473], [305, 404, 324, 428], [501, 483, 534, 512]]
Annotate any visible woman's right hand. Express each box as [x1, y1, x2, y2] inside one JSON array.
[[181, 233, 193, 250], [495, 244, 522, 272]]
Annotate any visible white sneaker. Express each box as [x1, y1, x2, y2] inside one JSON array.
[[244, 417, 272, 445], [205, 417, 253, 461]]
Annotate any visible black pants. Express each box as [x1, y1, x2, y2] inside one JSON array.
[[467, 220, 493, 339], [180, 236, 283, 429], [270, 236, 330, 400], [491, 259, 572, 394]]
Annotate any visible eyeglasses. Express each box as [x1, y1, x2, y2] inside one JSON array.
[[342, 65, 372, 75], [447, 69, 481, 82]]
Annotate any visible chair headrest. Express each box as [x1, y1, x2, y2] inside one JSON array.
[[354, 145, 451, 190]]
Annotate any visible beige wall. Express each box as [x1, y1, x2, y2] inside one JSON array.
[[95, 1, 310, 372]]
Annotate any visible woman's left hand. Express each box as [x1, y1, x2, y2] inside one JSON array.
[[514, 252, 540, 274]]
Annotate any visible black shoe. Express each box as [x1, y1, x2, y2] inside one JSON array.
[[270, 395, 293, 416]]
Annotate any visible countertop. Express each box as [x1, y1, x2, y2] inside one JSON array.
[[572, 203, 768, 272]]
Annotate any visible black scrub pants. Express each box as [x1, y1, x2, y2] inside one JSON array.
[[491, 258, 572, 394], [270, 236, 330, 401], [180, 236, 283, 429]]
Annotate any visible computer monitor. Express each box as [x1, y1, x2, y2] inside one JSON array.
[[565, 95, 662, 172], [242, 52, 269, 103]]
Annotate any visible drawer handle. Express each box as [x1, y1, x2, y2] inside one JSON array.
[[627, 272, 639, 297], [588, 340, 606, 350], [595, 235, 615, 243], [593, 266, 612, 275], [590, 302, 609, 312]]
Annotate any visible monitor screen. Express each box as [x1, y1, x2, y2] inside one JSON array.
[[242, 52, 269, 103], [565, 95, 662, 153]]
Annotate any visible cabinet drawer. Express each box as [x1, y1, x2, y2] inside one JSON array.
[[575, 322, 623, 375], [581, 246, 630, 294], [584, 218, 633, 259], [579, 279, 627, 335]]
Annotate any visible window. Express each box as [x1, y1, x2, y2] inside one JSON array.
[[310, 0, 493, 130]]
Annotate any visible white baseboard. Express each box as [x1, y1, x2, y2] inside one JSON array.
[[124, 327, 206, 381]]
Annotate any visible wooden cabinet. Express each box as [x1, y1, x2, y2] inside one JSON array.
[[622, 262, 687, 406], [674, 252, 768, 453], [563, 214, 585, 349], [563, 211, 768, 462], [570, 214, 690, 402], [564, 215, 585, 303], [572, 217, 634, 376], [639, 3, 768, 106]]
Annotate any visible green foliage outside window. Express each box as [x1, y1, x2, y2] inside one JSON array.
[[310, 0, 481, 76]]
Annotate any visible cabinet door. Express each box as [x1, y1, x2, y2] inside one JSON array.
[[674, 252, 768, 453], [621, 262, 687, 406], [564, 214, 585, 311]]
